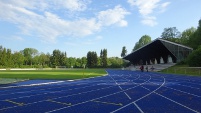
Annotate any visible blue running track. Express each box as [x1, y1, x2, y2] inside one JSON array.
[[0, 70, 201, 113]]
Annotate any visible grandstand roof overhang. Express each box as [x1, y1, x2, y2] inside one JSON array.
[[123, 38, 193, 64]]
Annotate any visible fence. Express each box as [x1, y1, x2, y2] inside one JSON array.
[[165, 67, 201, 76]]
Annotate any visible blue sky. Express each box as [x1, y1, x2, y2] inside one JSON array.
[[0, 0, 201, 58]]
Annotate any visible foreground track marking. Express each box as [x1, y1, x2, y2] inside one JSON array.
[[45, 73, 152, 113], [47, 99, 71, 106], [0, 70, 200, 113], [5, 99, 24, 106], [133, 102, 144, 113], [91, 100, 123, 106], [110, 76, 165, 113], [109, 74, 133, 100], [154, 92, 199, 113], [0, 79, 115, 101], [0, 84, 116, 111]]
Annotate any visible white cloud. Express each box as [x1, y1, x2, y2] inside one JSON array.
[[127, 0, 170, 26], [82, 36, 103, 45], [69, 18, 101, 37], [2, 0, 48, 11], [97, 5, 130, 27], [54, 0, 91, 12], [0, 1, 129, 43], [95, 36, 103, 41], [65, 42, 79, 46], [128, 0, 160, 16], [3, 0, 90, 12], [141, 16, 157, 27], [159, 2, 171, 13], [11, 36, 24, 41]]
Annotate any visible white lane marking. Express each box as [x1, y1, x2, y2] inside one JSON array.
[[124, 92, 131, 100], [176, 84, 200, 89], [110, 76, 165, 113], [0, 82, 104, 101], [0, 82, 90, 96], [134, 77, 165, 102], [0, 85, 116, 111], [141, 86, 150, 91], [133, 102, 144, 113], [152, 81, 200, 90], [1, 71, 150, 112], [0, 81, 65, 89], [118, 86, 123, 90], [164, 86, 201, 98], [45, 75, 152, 113], [154, 92, 199, 113], [109, 74, 134, 100], [110, 101, 133, 113]]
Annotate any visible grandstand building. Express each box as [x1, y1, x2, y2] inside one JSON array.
[[123, 38, 193, 65]]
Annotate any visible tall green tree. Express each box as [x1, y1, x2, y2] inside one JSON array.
[[161, 27, 181, 42], [187, 46, 201, 67], [108, 57, 124, 68], [87, 51, 98, 68], [180, 27, 196, 45], [0, 48, 7, 67], [121, 46, 127, 57], [50, 49, 67, 67], [133, 35, 151, 51], [38, 53, 50, 67], [12, 52, 24, 67], [102, 49, 107, 67], [100, 49, 103, 67], [6, 49, 13, 67], [188, 19, 201, 49], [22, 48, 38, 66], [67, 57, 76, 68], [81, 57, 87, 68]]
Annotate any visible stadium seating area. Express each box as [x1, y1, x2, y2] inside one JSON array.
[[125, 63, 176, 72]]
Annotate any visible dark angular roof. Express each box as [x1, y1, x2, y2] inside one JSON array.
[[123, 38, 193, 64]]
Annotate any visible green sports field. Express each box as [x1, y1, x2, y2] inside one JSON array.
[[0, 69, 107, 80]]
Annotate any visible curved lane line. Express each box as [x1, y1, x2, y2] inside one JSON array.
[[110, 76, 165, 113]]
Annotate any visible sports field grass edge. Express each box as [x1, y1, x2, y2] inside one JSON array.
[[0, 69, 107, 80]]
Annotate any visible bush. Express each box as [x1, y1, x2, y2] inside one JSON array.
[[177, 60, 187, 65], [187, 46, 201, 67]]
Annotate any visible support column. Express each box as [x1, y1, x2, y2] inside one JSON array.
[[172, 57, 177, 63], [143, 60, 146, 65], [162, 55, 168, 64], [147, 60, 150, 65], [156, 57, 160, 64]]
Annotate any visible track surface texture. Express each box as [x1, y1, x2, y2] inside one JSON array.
[[0, 70, 201, 113]]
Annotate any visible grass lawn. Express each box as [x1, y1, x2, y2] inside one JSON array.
[[0, 69, 107, 80], [160, 65, 201, 76]]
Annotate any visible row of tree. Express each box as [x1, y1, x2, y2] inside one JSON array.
[[0, 46, 125, 68]]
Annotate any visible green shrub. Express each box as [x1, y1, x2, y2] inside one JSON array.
[[187, 46, 201, 67]]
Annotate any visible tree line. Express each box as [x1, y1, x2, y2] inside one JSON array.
[[121, 19, 201, 67], [0, 46, 125, 68]]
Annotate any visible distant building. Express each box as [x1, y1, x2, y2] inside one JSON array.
[[123, 38, 193, 65]]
